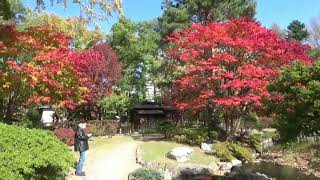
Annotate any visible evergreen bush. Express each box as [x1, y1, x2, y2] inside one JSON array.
[[0, 123, 75, 179]]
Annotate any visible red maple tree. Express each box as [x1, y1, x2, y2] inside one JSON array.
[[71, 42, 121, 108], [166, 18, 312, 137]]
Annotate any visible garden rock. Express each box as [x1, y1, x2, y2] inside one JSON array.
[[171, 163, 214, 179], [218, 162, 232, 171], [201, 143, 212, 152], [208, 161, 219, 172], [231, 159, 242, 166], [229, 166, 272, 180], [167, 147, 193, 162]]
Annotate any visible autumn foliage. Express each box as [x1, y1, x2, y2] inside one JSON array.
[[0, 24, 121, 121], [54, 127, 75, 146], [166, 18, 312, 136], [71, 42, 121, 105]]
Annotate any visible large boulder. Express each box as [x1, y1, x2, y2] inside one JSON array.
[[171, 164, 214, 180], [231, 159, 242, 166], [229, 166, 272, 180], [201, 143, 213, 152], [167, 147, 193, 162]]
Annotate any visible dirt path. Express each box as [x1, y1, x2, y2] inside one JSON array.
[[68, 136, 140, 180]]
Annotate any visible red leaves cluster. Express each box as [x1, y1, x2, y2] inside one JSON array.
[[71, 42, 121, 105], [54, 128, 75, 146], [166, 17, 312, 111]]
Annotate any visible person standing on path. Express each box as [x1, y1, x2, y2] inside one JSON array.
[[74, 122, 92, 176]]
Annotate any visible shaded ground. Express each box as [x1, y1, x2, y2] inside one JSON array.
[[67, 136, 140, 180], [262, 143, 320, 178]]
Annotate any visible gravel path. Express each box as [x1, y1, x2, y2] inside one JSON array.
[[68, 137, 140, 180]]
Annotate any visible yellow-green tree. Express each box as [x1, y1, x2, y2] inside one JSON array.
[[20, 12, 105, 49], [1, 0, 123, 22]]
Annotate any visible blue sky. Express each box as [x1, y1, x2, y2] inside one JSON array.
[[22, 0, 320, 33]]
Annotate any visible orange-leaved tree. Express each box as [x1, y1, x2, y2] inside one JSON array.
[[0, 24, 86, 122]]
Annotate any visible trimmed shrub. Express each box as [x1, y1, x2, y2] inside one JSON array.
[[248, 133, 262, 153], [156, 121, 176, 139], [213, 142, 254, 161], [174, 127, 209, 145], [128, 168, 164, 180], [174, 134, 187, 144], [0, 123, 75, 179], [54, 127, 75, 146], [226, 142, 254, 161], [212, 142, 235, 161]]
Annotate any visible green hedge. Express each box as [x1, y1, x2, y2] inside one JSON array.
[[0, 123, 75, 180]]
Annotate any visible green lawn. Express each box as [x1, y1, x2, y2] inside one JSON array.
[[139, 141, 218, 169]]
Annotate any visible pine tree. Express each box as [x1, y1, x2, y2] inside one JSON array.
[[287, 20, 309, 42]]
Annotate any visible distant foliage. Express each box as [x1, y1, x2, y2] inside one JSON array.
[[287, 20, 309, 42], [0, 123, 75, 179], [34, 0, 124, 22], [110, 19, 161, 102], [159, 0, 256, 37], [99, 93, 130, 119]]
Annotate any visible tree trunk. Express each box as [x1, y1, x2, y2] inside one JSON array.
[[207, 105, 220, 131]]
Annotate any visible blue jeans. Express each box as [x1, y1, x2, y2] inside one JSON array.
[[76, 151, 87, 173]]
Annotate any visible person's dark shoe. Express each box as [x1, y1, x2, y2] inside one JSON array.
[[75, 171, 86, 176]]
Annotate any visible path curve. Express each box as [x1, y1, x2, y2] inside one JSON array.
[[68, 137, 140, 180]]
